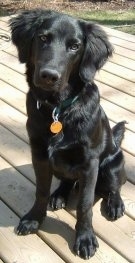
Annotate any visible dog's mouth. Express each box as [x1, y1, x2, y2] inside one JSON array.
[[33, 67, 68, 92], [34, 78, 64, 92]]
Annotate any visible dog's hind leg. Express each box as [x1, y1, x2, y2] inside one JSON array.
[[50, 179, 75, 210], [107, 188, 125, 220], [98, 121, 126, 220], [100, 149, 126, 220]]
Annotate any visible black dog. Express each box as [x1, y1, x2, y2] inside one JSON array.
[[10, 9, 126, 259]]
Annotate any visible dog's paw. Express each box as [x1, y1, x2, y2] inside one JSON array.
[[16, 220, 39, 235], [50, 193, 67, 210], [73, 229, 99, 259], [107, 194, 125, 220]]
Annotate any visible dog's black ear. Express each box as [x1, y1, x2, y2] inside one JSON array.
[[10, 10, 38, 63], [10, 9, 54, 63], [79, 22, 113, 83]]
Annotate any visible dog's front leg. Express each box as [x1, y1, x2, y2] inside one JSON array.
[[17, 156, 52, 235], [74, 159, 99, 259]]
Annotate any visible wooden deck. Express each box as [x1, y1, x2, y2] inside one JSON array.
[[0, 16, 135, 263]]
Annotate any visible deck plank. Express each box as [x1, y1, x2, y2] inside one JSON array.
[[122, 182, 135, 220], [123, 152, 135, 184], [100, 99, 135, 132], [110, 54, 135, 71], [0, 20, 9, 31], [0, 201, 65, 263], [0, 29, 11, 51], [0, 64, 28, 93], [97, 81, 135, 113], [103, 61, 135, 82], [109, 36, 135, 51], [1, 52, 25, 73], [113, 45, 135, 60], [0, 124, 35, 182], [96, 70, 135, 96], [0, 100, 28, 142], [0, 80, 26, 114], [109, 120, 135, 156], [102, 26, 135, 43], [1, 43, 17, 55]]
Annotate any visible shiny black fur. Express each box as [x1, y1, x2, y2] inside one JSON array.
[[10, 9, 126, 259]]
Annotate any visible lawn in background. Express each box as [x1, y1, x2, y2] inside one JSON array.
[[69, 9, 135, 35]]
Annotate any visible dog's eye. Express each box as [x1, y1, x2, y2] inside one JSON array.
[[70, 43, 80, 51], [39, 35, 48, 42]]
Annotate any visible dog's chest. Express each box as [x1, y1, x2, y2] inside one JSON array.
[[48, 132, 85, 178]]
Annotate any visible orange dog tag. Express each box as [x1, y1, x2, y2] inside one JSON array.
[[50, 121, 62, 134]]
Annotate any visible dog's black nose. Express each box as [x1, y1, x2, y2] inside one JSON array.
[[40, 68, 60, 84]]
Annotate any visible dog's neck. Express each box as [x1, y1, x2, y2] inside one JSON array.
[[30, 82, 84, 109], [31, 85, 81, 111]]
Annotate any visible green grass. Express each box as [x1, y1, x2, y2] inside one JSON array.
[[113, 25, 135, 35], [67, 9, 135, 35]]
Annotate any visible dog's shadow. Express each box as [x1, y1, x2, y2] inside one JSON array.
[[40, 214, 75, 253]]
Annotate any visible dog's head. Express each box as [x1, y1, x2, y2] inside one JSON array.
[[10, 9, 113, 91]]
